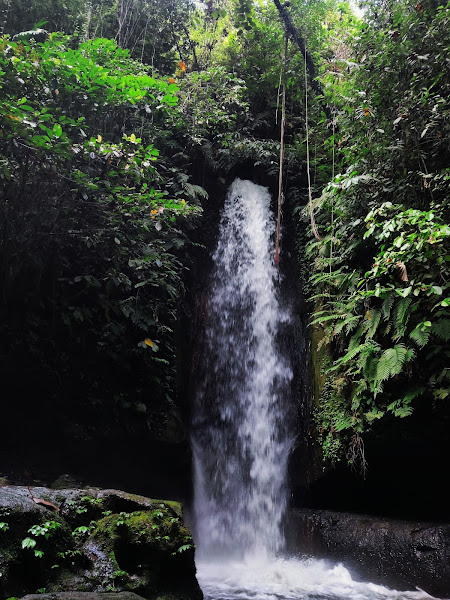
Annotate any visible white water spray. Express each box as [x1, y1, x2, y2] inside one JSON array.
[[192, 178, 293, 559], [191, 179, 438, 600]]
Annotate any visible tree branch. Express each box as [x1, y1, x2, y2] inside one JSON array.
[[272, 0, 332, 121]]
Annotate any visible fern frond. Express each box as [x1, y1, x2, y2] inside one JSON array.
[[310, 268, 346, 285], [375, 344, 415, 394], [345, 316, 361, 334], [382, 322, 392, 336], [393, 297, 412, 340], [387, 386, 425, 417], [348, 324, 364, 349], [381, 294, 395, 319], [182, 182, 208, 202], [366, 356, 380, 386], [311, 314, 347, 326], [334, 315, 360, 336], [331, 342, 370, 370], [365, 308, 382, 339], [409, 324, 431, 348], [432, 319, 450, 341]]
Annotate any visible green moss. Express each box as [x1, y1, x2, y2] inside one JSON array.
[[116, 492, 183, 517], [311, 325, 327, 409], [90, 508, 192, 555], [109, 550, 120, 570], [148, 500, 183, 518]]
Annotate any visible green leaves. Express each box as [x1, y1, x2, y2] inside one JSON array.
[[28, 521, 61, 539], [53, 123, 62, 138], [306, 0, 450, 465], [0, 30, 203, 440], [375, 344, 415, 389], [21, 537, 37, 550]]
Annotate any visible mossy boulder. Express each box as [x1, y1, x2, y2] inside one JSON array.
[[21, 594, 147, 600], [0, 486, 201, 600], [83, 507, 199, 597]]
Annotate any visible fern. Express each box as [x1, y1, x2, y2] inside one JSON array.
[[409, 324, 431, 348], [381, 294, 395, 319], [310, 268, 347, 285], [182, 182, 208, 202], [387, 387, 425, 417], [362, 354, 379, 384], [432, 366, 450, 384], [381, 321, 392, 336], [310, 313, 346, 326], [334, 314, 360, 336], [374, 344, 415, 395], [331, 341, 372, 370], [392, 297, 412, 340], [365, 308, 382, 339], [432, 319, 450, 341]]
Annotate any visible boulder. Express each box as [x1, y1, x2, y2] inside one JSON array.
[[0, 486, 202, 600], [286, 508, 450, 597], [21, 595, 146, 600]]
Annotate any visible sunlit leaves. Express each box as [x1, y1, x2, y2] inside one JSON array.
[[0, 30, 202, 435]]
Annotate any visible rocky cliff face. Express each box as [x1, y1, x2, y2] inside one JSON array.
[[0, 486, 202, 599]]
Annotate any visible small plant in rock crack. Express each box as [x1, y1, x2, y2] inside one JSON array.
[[72, 523, 96, 538], [0, 521, 9, 532], [76, 496, 103, 514], [116, 512, 131, 526], [52, 548, 83, 570], [172, 543, 193, 556], [150, 509, 165, 529], [22, 520, 61, 558]]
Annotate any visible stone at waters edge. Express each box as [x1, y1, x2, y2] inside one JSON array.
[[21, 594, 147, 600], [0, 486, 202, 599], [286, 508, 450, 598]]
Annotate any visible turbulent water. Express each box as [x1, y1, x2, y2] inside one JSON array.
[[191, 179, 438, 600], [196, 557, 437, 600]]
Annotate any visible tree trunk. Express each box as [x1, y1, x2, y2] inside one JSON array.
[[272, 0, 332, 121]]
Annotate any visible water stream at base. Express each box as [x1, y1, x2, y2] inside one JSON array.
[[191, 179, 437, 600]]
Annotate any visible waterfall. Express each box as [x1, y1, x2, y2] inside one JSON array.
[[191, 179, 435, 600], [192, 178, 294, 559]]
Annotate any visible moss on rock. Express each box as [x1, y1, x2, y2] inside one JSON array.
[[0, 487, 201, 600], [85, 507, 199, 597]]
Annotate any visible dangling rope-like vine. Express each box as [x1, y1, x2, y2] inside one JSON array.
[[275, 35, 288, 267], [304, 43, 321, 241], [330, 115, 336, 273]]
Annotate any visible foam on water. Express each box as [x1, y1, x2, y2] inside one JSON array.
[[197, 556, 437, 600]]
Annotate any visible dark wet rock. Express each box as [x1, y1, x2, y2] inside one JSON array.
[[0, 486, 76, 596], [0, 485, 201, 600], [21, 594, 147, 600], [286, 508, 450, 597], [50, 474, 84, 490]]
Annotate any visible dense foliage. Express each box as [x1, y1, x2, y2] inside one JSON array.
[[0, 33, 202, 436], [307, 0, 450, 465], [0, 0, 448, 472]]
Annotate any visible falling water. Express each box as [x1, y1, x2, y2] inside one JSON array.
[[191, 179, 437, 600], [192, 178, 293, 559]]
